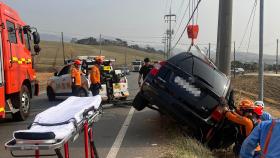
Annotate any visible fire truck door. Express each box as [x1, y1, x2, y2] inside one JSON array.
[[0, 32, 5, 117]]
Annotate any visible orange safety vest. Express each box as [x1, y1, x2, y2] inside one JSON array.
[[226, 111, 262, 152], [225, 111, 254, 137], [71, 67, 82, 86], [90, 65, 101, 84]]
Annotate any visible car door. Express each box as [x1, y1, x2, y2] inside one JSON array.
[[56, 65, 71, 94]]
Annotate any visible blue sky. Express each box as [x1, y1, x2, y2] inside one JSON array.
[[1, 0, 280, 55]]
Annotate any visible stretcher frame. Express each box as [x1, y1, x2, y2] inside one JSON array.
[[5, 107, 102, 158]]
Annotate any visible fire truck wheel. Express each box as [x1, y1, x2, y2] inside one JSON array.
[[12, 85, 30, 121], [47, 87, 56, 101]]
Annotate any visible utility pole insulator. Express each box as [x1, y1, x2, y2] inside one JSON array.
[[164, 9, 176, 59]]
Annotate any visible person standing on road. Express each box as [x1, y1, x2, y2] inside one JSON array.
[[240, 119, 280, 158], [90, 57, 103, 96], [138, 58, 153, 87], [71, 60, 82, 96], [254, 101, 272, 121]]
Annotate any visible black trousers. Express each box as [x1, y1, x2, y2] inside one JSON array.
[[72, 85, 81, 96], [90, 84, 100, 96]]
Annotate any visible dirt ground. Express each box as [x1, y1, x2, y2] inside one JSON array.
[[37, 72, 53, 92], [232, 75, 280, 117]]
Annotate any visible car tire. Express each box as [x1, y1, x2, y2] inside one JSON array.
[[12, 85, 30, 121], [47, 87, 56, 101], [78, 88, 88, 97], [132, 93, 148, 111]]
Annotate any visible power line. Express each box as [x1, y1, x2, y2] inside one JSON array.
[[172, 0, 191, 41], [246, 1, 257, 53], [237, 0, 258, 51], [172, 0, 202, 50]]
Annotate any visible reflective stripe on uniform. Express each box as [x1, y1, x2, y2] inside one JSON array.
[[261, 119, 277, 158]]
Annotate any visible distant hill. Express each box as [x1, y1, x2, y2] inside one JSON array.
[[174, 49, 276, 65], [40, 33, 72, 42], [35, 41, 164, 72]]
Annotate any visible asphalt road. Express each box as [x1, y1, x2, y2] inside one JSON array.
[[0, 72, 166, 158]]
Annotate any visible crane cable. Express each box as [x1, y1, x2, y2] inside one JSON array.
[[172, 0, 202, 50], [246, 0, 257, 53]]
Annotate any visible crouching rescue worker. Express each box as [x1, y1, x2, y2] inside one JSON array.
[[224, 99, 263, 156], [90, 57, 103, 96], [240, 119, 280, 158], [71, 60, 82, 96]]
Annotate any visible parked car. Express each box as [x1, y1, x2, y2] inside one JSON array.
[[133, 50, 236, 149], [231, 68, 245, 75], [118, 66, 130, 75]]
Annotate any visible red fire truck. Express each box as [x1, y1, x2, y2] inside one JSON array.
[[0, 2, 41, 121]]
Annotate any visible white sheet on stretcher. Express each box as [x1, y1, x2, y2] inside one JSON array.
[[14, 96, 102, 140]]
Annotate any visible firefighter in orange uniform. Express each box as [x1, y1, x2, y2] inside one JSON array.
[[71, 60, 82, 96], [90, 57, 103, 96], [224, 99, 263, 156]]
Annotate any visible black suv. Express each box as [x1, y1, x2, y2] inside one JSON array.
[[133, 51, 236, 149]]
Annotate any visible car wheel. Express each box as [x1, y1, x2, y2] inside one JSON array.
[[47, 87, 56, 101], [78, 88, 88, 97], [12, 85, 30, 121], [132, 93, 148, 111]]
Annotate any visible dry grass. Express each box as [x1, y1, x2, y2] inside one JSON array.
[[35, 41, 164, 72], [159, 117, 214, 158]]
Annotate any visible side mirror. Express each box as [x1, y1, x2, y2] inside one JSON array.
[[32, 32, 40, 44], [34, 44, 41, 55], [33, 44, 41, 55]]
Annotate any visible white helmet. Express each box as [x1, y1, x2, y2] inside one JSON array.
[[255, 101, 265, 108]]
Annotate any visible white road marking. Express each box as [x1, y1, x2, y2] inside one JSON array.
[[106, 107, 135, 158]]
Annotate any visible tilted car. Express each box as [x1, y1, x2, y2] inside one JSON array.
[[133, 50, 237, 149]]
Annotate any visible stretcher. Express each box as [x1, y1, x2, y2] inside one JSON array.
[[5, 96, 102, 158]]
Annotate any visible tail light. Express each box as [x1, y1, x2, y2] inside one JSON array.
[[211, 106, 224, 122], [119, 78, 126, 83], [150, 61, 167, 76]]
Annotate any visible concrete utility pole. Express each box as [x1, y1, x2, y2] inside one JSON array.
[[162, 36, 168, 59], [61, 32, 65, 64], [233, 41, 236, 78], [258, 0, 264, 101], [164, 9, 176, 58], [276, 39, 279, 74], [99, 34, 102, 55], [216, 1, 222, 66], [208, 43, 211, 59], [216, 0, 233, 76], [125, 51, 127, 67]]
